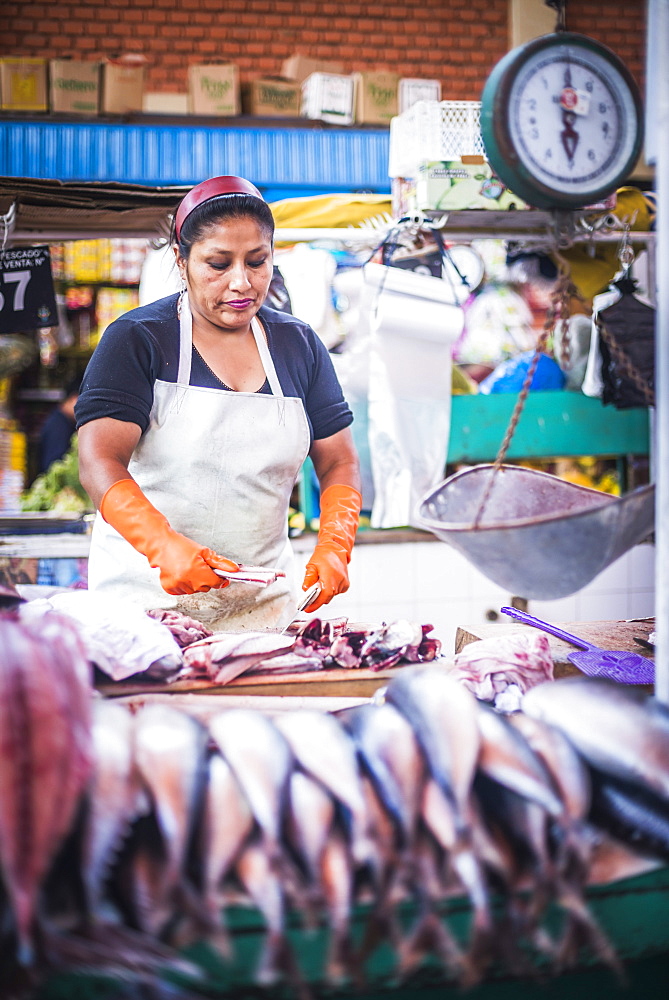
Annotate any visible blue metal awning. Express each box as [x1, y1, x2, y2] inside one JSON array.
[[0, 118, 392, 199]]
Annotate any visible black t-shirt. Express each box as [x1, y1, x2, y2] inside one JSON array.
[[75, 294, 352, 442], [39, 409, 76, 473]]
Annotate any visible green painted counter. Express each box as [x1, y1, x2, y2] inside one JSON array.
[[35, 865, 669, 1000]]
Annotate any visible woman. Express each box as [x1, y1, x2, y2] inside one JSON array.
[[76, 175, 361, 630]]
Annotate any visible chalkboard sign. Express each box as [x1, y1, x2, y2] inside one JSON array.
[[0, 245, 58, 335]]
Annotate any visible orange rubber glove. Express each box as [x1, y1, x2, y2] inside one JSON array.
[[100, 478, 239, 596], [302, 484, 362, 612]]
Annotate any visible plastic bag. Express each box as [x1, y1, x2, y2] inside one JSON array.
[[553, 314, 592, 391], [362, 263, 464, 528], [479, 351, 566, 395], [20, 590, 183, 682], [583, 282, 655, 405], [598, 292, 655, 409]]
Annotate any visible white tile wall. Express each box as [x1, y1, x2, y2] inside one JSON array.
[[291, 537, 655, 656]]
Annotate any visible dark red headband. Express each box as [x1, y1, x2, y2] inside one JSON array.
[[174, 175, 264, 241]]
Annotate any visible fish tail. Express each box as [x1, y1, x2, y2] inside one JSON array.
[[255, 931, 312, 1000], [451, 845, 494, 933], [400, 908, 472, 986], [355, 902, 405, 975], [275, 854, 320, 929], [556, 882, 625, 982], [37, 921, 203, 982], [204, 924, 233, 962], [325, 927, 364, 989], [201, 890, 233, 959], [470, 910, 537, 982]]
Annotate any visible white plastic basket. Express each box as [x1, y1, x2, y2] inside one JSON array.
[[388, 99, 485, 178]]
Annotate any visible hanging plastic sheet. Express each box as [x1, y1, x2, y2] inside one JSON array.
[[363, 262, 464, 528]]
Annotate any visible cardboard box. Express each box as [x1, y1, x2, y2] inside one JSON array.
[[399, 78, 442, 114], [0, 58, 47, 111], [243, 78, 301, 118], [416, 158, 528, 211], [509, 0, 555, 48], [301, 72, 355, 126], [354, 71, 398, 125], [281, 53, 344, 83], [188, 64, 240, 116], [143, 92, 189, 114], [49, 60, 100, 115], [102, 55, 146, 114]]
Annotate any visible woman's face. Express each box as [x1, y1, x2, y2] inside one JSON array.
[[176, 216, 273, 333]]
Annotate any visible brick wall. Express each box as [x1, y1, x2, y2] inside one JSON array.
[[2, 0, 646, 100]]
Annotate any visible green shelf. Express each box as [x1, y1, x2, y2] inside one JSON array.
[[447, 391, 650, 464]]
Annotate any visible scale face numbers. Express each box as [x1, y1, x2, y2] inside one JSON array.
[[481, 33, 644, 209]]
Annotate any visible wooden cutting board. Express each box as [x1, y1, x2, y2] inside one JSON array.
[[455, 617, 655, 683], [96, 663, 402, 700]]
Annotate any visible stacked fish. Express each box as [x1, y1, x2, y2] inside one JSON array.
[[1, 608, 668, 1000]]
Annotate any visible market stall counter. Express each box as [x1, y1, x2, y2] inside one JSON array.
[[1, 575, 668, 1000]]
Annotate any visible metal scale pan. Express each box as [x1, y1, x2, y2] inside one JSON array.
[[416, 464, 655, 600]]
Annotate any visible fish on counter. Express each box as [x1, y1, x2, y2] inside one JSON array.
[[0, 611, 93, 967], [319, 828, 359, 987], [200, 751, 254, 954], [232, 835, 309, 999], [450, 631, 554, 711], [80, 700, 146, 918], [523, 677, 669, 865], [5, 604, 669, 999], [330, 619, 441, 671], [146, 607, 213, 647], [337, 702, 426, 853], [108, 611, 445, 688], [274, 709, 375, 869], [182, 631, 296, 684], [208, 709, 294, 869], [129, 704, 210, 940], [383, 667, 496, 975], [285, 770, 337, 905]]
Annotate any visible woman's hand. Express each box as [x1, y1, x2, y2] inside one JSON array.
[[304, 429, 362, 610], [100, 478, 239, 595], [79, 419, 239, 594]]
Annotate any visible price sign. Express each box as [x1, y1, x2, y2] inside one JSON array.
[[0, 244, 58, 335]]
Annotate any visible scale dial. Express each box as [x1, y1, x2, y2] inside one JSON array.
[[481, 33, 644, 209]]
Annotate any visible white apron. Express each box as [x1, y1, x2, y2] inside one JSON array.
[[88, 294, 311, 630]]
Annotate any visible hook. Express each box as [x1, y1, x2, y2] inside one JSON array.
[[550, 208, 578, 250], [544, 0, 567, 32], [0, 201, 17, 252], [617, 219, 636, 275]]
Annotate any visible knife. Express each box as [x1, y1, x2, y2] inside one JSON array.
[[280, 582, 322, 634]]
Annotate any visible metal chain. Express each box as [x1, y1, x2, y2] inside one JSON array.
[[473, 270, 574, 528], [595, 315, 655, 407], [554, 268, 574, 371]]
